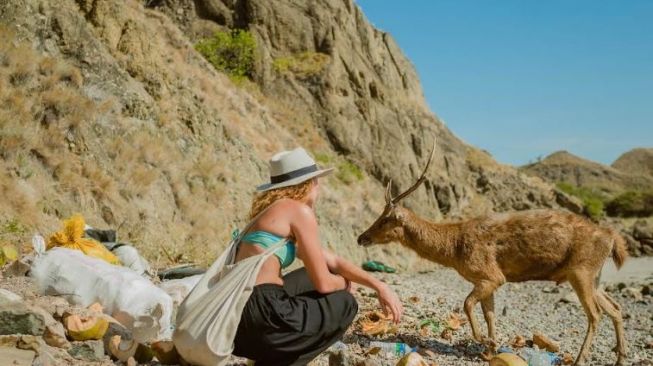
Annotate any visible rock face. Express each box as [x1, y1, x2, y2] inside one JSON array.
[[154, 0, 560, 219], [521, 150, 653, 195], [0, 0, 560, 268]]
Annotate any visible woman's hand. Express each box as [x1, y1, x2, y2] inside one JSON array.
[[376, 283, 403, 324]]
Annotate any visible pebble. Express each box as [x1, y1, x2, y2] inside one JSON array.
[[67, 340, 105, 362]]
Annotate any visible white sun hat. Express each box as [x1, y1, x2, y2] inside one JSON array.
[[256, 148, 334, 191]]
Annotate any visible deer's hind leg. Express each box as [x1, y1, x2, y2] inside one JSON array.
[[596, 290, 627, 365], [464, 281, 500, 342], [568, 271, 602, 366]]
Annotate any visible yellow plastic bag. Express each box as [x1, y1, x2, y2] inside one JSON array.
[[48, 214, 120, 265]]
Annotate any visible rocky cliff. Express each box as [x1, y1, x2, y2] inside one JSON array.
[[0, 0, 561, 269]]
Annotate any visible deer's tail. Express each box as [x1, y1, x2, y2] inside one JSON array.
[[608, 228, 628, 270]]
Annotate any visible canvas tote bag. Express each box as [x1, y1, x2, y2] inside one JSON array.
[[172, 215, 287, 366]]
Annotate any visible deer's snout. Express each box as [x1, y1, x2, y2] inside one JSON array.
[[357, 234, 372, 246]]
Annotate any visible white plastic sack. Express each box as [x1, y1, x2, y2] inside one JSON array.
[[30, 247, 173, 342], [158, 274, 203, 306], [112, 245, 152, 276]]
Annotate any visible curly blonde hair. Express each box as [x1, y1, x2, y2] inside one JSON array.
[[249, 179, 315, 219]]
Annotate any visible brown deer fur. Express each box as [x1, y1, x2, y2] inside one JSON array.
[[358, 202, 628, 366]]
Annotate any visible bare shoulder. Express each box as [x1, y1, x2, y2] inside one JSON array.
[[267, 198, 315, 220]]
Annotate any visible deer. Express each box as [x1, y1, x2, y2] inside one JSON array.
[[357, 140, 628, 366]]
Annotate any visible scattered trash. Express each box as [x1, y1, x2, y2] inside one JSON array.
[[0, 243, 18, 266], [532, 332, 560, 353], [158, 274, 203, 305], [510, 335, 527, 348], [497, 345, 513, 354], [30, 247, 173, 342], [151, 340, 181, 365], [396, 351, 428, 366], [358, 310, 397, 336], [48, 214, 120, 265], [519, 347, 560, 366], [107, 335, 154, 363], [561, 352, 574, 365], [445, 312, 467, 330], [440, 328, 453, 341], [157, 264, 206, 280], [328, 341, 350, 366], [85, 225, 152, 276], [418, 318, 440, 336], [369, 341, 416, 357], [362, 260, 396, 273], [489, 353, 528, 366], [64, 312, 109, 341]]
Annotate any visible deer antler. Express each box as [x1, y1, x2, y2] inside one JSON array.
[[390, 137, 436, 205]]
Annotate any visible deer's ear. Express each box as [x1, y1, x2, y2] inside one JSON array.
[[391, 207, 406, 221]]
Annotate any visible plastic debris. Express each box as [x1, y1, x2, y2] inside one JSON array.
[[369, 341, 416, 357], [64, 312, 109, 341], [358, 310, 397, 336], [532, 332, 560, 353], [396, 352, 427, 366], [418, 318, 440, 336], [519, 348, 560, 366], [0, 244, 18, 266], [489, 353, 528, 366], [30, 247, 173, 342], [151, 341, 181, 365], [48, 214, 120, 265], [446, 312, 467, 330], [158, 274, 203, 305], [362, 260, 396, 273], [510, 335, 527, 348]]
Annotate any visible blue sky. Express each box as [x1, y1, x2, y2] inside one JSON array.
[[356, 0, 652, 166]]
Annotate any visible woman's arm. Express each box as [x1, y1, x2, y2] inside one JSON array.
[[321, 248, 383, 290], [291, 203, 348, 294], [322, 248, 404, 323]]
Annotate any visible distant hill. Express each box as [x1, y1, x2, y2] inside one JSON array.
[[520, 150, 653, 195], [612, 148, 653, 178]]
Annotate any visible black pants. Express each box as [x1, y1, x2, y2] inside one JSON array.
[[233, 268, 358, 365]]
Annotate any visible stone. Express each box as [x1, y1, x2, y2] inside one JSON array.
[[0, 302, 46, 336], [554, 189, 584, 214], [0, 288, 23, 305], [28, 296, 70, 320], [43, 323, 70, 349], [328, 349, 350, 366], [623, 287, 644, 301], [633, 220, 653, 240], [3, 259, 31, 277], [67, 340, 105, 362], [532, 332, 560, 353], [558, 291, 580, 305], [0, 347, 36, 366]]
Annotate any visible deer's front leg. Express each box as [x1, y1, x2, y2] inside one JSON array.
[[464, 282, 499, 342], [481, 293, 496, 341]]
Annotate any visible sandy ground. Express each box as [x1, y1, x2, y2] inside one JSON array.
[[1, 258, 651, 366], [305, 258, 653, 366]]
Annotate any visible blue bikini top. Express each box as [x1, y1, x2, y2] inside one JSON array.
[[232, 229, 296, 268]]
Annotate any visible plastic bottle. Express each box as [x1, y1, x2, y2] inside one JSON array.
[[520, 348, 555, 366], [330, 341, 347, 352], [368, 341, 417, 357]]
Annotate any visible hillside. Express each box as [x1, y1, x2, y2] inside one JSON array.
[[0, 0, 561, 269], [520, 150, 653, 195], [613, 148, 653, 178]]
